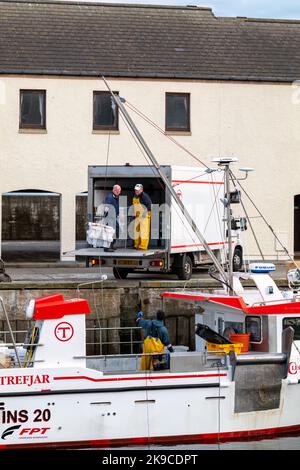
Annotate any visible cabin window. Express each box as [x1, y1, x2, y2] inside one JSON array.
[[245, 316, 261, 343], [283, 317, 300, 341], [93, 91, 119, 130], [165, 93, 190, 132], [223, 321, 243, 335], [20, 90, 46, 129]]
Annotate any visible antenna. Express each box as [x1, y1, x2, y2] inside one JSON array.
[[238, 167, 254, 181], [213, 157, 238, 295]]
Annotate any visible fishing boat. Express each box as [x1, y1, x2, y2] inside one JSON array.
[[1, 86, 300, 449]]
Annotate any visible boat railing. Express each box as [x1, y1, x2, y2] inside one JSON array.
[[73, 350, 228, 374], [251, 296, 300, 307], [1, 326, 227, 371], [86, 326, 143, 355], [1, 325, 143, 356]]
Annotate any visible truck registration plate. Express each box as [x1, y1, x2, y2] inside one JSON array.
[[117, 259, 137, 266]]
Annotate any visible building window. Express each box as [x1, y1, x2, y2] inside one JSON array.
[[165, 93, 190, 132], [20, 90, 46, 129], [93, 91, 119, 130]]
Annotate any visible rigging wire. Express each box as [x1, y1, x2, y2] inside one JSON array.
[[118, 111, 219, 267], [76, 280, 105, 335], [103, 80, 207, 235], [203, 171, 227, 268], [145, 371, 151, 450], [79, 126, 114, 335], [125, 100, 209, 169], [172, 171, 212, 186], [104, 131, 111, 187], [233, 173, 298, 268], [103, 78, 228, 282], [209, 265, 234, 292], [121, 99, 230, 278], [217, 361, 222, 451], [229, 170, 265, 261]]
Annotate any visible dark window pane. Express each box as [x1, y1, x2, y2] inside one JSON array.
[[245, 316, 261, 342], [93, 92, 118, 129], [283, 317, 300, 341], [166, 93, 190, 131], [20, 91, 45, 128]]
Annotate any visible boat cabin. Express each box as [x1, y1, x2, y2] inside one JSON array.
[[162, 264, 300, 380]]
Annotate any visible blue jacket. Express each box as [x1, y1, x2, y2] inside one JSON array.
[[105, 192, 119, 217], [137, 318, 170, 347]]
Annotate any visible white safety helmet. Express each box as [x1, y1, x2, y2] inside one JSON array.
[[134, 184, 143, 190]]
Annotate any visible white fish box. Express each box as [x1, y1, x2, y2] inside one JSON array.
[[87, 222, 115, 248]]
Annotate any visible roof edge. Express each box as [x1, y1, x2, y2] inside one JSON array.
[[0, 0, 213, 12], [0, 69, 296, 83], [1, 1, 300, 24]]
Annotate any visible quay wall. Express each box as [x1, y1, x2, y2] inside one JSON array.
[[0, 279, 288, 353]]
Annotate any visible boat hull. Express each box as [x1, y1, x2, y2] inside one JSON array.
[[0, 367, 299, 449]]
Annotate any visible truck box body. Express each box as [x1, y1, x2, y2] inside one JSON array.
[[170, 166, 224, 255], [73, 165, 242, 279]]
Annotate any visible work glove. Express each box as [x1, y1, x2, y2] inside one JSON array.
[[167, 345, 174, 353], [136, 311, 144, 318]]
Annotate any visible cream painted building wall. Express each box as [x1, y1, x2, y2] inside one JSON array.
[[0, 75, 299, 260]]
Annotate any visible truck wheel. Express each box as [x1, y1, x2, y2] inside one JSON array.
[[176, 256, 193, 281], [113, 267, 129, 279], [233, 247, 243, 271]]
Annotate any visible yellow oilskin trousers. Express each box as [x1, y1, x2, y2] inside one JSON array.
[[140, 336, 164, 371], [133, 197, 151, 250]]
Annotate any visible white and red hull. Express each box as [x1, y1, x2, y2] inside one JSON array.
[[1, 366, 300, 449]]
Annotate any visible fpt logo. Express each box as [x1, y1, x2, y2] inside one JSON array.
[[1, 425, 21, 440], [54, 322, 74, 342], [1, 425, 50, 440]]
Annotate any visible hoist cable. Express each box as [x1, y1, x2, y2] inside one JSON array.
[[125, 100, 209, 169], [234, 175, 297, 268], [229, 171, 265, 261]]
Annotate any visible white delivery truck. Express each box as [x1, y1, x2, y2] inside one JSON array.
[[74, 164, 244, 280]]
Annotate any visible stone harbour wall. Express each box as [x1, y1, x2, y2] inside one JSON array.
[[0, 278, 274, 353]]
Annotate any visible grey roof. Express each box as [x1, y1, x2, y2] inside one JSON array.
[[1, 0, 300, 82]]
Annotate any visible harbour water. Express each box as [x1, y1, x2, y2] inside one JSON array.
[[108, 434, 300, 450]]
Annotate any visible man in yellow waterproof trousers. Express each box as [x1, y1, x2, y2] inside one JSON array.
[[136, 310, 174, 371], [132, 183, 152, 250]]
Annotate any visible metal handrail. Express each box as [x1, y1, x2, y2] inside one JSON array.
[[0, 298, 21, 367], [251, 297, 298, 307], [1, 326, 143, 356]]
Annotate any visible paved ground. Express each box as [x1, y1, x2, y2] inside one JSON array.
[[3, 265, 209, 283], [0, 240, 293, 284], [0, 261, 291, 284]]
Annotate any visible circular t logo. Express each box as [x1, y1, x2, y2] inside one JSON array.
[[54, 322, 74, 342]]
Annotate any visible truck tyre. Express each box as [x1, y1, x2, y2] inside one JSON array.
[[233, 247, 243, 271], [113, 267, 129, 279], [176, 255, 193, 281]]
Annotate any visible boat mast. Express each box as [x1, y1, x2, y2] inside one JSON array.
[[213, 158, 237, 295], [102, 78, 229, 285], [224, 160, 234, 294], [224, 162, 233, 295]]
